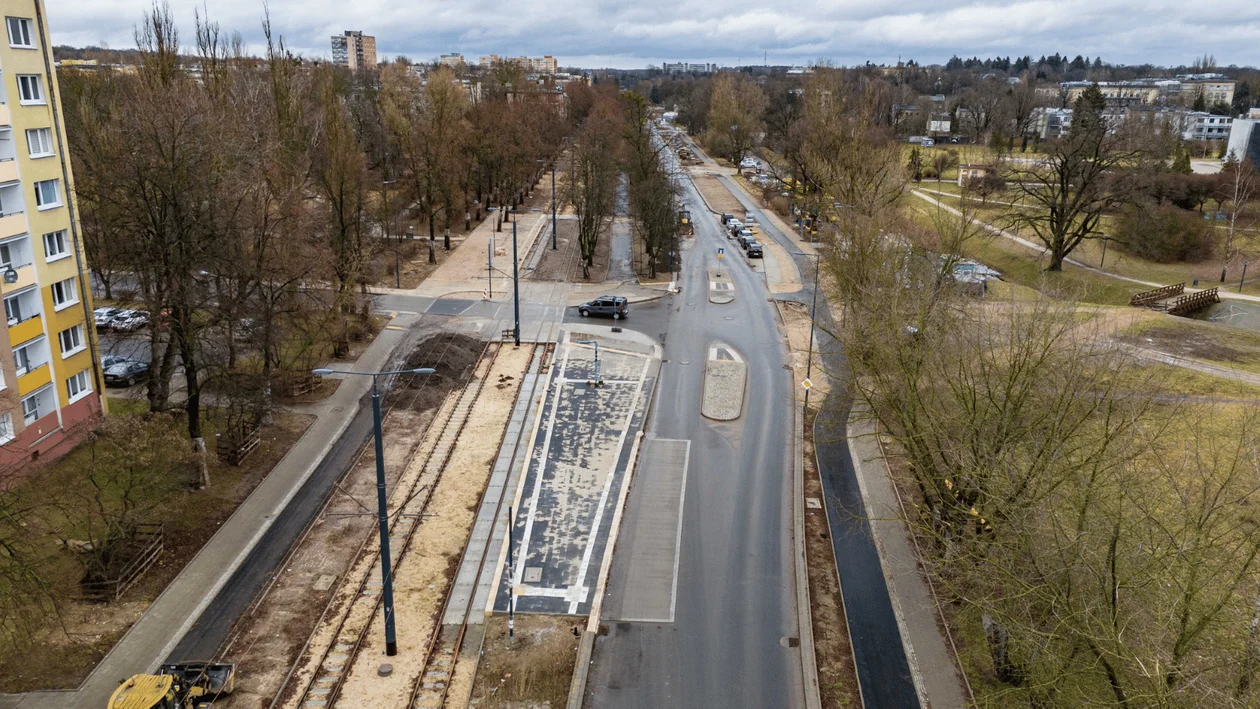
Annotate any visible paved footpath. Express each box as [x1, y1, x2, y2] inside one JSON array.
[[847, 409, 970, 709], [0, 315, 417, 709]]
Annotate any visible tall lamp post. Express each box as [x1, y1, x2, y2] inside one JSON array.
[[382, 179, 400, 289], [311, 366, 436, 657], [509, 209, 522, 346], [575, 339, 602, 386]]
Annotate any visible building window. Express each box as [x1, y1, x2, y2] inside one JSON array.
[[4, 293, 24, 324], [58, 324, 83, 356], [14, 341, 31, 376], [21, 389, 41, 424], [0, 412, 12, 443], [0, 240, 16, 268], [50, 277, 76, 309], [6, 18, 32, 48], [16, 74, 43, 104], [67, 369, 90, 401], [34, 179, 59, 209], [25, 127, 51, 158], [42, 230, 66, 260]]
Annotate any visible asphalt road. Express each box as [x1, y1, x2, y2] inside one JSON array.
[[585, 167, 803, 708], [167, 399, 375, 661], [718, 173, 921, 706]]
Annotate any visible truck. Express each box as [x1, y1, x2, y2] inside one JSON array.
[[108, 662, 235, 709]]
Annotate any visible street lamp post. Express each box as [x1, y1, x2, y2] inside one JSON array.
[[311, 366, 436, 657], [1100, 234, 1110, 269], [1241, 260, 1250, 293], [510, 210, 521, 346], [575, 339, 602, 386], [383, 179, 400, 289]]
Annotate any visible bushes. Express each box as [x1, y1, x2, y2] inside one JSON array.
[[1113, 203, 1217, 263]]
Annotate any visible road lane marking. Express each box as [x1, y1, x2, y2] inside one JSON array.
[[568, 355, 652, 614], [669, 440, 692, 622]]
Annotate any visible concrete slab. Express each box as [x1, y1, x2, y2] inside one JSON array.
[[601, 438, 690, 623], [709, 269, 735, 304], [702, 342, 746, 421]]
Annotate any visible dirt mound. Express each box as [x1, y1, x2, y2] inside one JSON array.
[[391, 333, 486, 410]]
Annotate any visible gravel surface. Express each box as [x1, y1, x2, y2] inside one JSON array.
[[701, 359, 747, 420]]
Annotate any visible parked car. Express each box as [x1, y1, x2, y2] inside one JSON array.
[[577, 296, 629, 320], [104, 359, 150, 387], [94, 307, 123, 330], [111, 310, 150, 332], [737, 229, 755, 246], [101, 354, 128, 369], [739, 157, 759, 169], [746, 242, 764, 258], [720, 213, 735, 225]]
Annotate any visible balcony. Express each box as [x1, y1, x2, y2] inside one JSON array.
[[0, 262, 35, 295], [7, 311, 40, 346], [0, 161, 16, 185], [0, 105, 10, 127], [16, 361, 49, 398], [0, 212, 22, 240]]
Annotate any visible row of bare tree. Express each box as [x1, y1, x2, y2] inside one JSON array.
[[61, 5, 569, 451], [777, 68, 1260, 705]]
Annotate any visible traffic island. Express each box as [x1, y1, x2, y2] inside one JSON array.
[[708, 269, 736, 304], [701, 342, 746, 421]]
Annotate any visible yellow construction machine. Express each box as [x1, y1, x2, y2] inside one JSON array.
[[107, 662, 235, 709], [678, 209, 694, 236]]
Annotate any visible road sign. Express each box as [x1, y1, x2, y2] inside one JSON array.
[[801, 378, 813, 390], [717, 247, 724, 259]]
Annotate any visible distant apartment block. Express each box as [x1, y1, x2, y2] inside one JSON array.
[[331, 30, 377, 71], [0, 0, 106, 472], [662, 62, 716, 74], [1181, 111, 1232, 142], [1227, 119, 1260, 165], [439, 52, 465, 68], [1060, 75, 1235, 108], [478, 55, 558, 74]]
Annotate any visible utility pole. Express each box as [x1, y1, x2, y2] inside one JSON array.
[[311, 366, 436, 657], [551, 160, 558, 250], [507, 504, 515, 640], [512, 211, 521, 346]]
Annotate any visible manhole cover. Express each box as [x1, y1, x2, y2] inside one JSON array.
[[780, 636, 800, 648], [523, 567, 542, 583], [313, 574, 337, 592], [805, 497, 822, 509]]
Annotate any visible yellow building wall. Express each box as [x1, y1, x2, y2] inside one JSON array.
[[3, 0, 101, 412]]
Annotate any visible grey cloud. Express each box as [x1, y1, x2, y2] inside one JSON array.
[[45, 0, 1260, 68]]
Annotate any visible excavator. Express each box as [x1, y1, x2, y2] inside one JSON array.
[[107, 662, 235, 709]]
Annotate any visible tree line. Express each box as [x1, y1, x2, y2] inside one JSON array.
[[60, 4, 569, 456]]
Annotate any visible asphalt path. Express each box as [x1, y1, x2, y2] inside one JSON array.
[[586, 166, 803, 708]]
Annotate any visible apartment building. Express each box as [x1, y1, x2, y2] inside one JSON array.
[[0, 0, 105, 473], [331, 31, 377, 71], [1181, 111, 1232, 142], [478, 54, 558, 74]]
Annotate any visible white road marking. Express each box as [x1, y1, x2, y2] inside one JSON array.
[[669, 440, 692, 622], [513, 338, 572, 588], [568, 355, 652, 614]]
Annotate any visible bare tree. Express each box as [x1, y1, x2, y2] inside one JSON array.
[[568, 98, 622, 280], [1004, 85, 1146, 270], [705, 72, 766, 165]]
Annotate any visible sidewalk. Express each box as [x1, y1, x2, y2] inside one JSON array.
[[847, 409, 970, 709], [412, 208, 548, 299], [0, 314, 417, 709]]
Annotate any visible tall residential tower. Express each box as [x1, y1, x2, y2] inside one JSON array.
[[0, 0, 105, 472], [331, 31, 377, 71]]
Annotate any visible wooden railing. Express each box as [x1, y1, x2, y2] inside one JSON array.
[[1168, 287, 1220, 315], [1130, 282, 1184, 307], [216, 425, 261, 466], [81, 523, 164, 602]]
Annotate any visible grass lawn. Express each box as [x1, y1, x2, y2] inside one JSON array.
[[915, 188, 1260, 296], [0, 405, 314, 692]]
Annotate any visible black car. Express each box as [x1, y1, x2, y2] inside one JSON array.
[[104, 360, 150, 387], [746, 242, 763, 258], [578, 296, 629, 320]]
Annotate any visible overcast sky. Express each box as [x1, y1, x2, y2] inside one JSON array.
[[46, 0, 1260, 70]]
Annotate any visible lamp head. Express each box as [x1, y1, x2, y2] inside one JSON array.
[[312, 368, 334, 375]]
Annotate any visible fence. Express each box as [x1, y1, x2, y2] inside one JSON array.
[[80, 523, 164, 602]]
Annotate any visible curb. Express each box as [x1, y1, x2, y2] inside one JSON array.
[[793, 375, 823, 709]]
